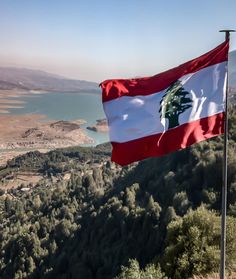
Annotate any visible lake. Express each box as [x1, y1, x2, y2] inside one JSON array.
[[6, 92, 109, 145]]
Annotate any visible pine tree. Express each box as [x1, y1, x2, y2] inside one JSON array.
[[159, 80, 192, 129]]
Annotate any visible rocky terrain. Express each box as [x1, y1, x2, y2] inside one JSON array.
[[0, 115, 93, 165], [87, 118, 108, 132]]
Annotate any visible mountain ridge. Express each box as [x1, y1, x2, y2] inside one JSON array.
[[0, 67, 99, 93]]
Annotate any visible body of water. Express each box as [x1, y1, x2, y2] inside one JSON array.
[[7, 92, 109, 145]]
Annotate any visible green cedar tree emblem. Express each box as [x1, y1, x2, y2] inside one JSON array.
[[159, 80, 193, 129]]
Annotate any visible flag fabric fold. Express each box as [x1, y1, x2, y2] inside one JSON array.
[[100, 40, 229, 166]]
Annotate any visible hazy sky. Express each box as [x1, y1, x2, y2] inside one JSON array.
[[0, 0, 236, 82]]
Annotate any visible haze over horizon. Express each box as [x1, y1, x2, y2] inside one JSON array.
[[1, 0, 236, 83]]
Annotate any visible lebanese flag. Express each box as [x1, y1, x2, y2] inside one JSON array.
[[100, 40, 229, 166]]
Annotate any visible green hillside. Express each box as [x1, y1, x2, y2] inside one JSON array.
[[0, 105, 236, 279]]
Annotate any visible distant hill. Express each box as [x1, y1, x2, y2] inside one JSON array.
[[0, 67, 99, 93], [0, 79, 29, 90], [229, 50, 236, 89]]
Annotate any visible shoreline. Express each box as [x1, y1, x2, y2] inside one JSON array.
[[0, 89, 107, 166], [0, 89, 28, 113]]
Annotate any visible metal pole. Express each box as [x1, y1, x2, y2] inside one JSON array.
[[219, 29, 235, 279]]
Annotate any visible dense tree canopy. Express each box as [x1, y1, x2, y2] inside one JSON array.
[[0, 104, 236, 279]]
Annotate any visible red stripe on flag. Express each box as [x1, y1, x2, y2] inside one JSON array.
[[111, 112, 224, 166], [101, 41, 229, 102]]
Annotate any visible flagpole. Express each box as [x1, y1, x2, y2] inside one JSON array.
[[219, 29, 235, 279]]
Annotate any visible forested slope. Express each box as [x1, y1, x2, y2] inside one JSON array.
[[0, 106, 236, 279]]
